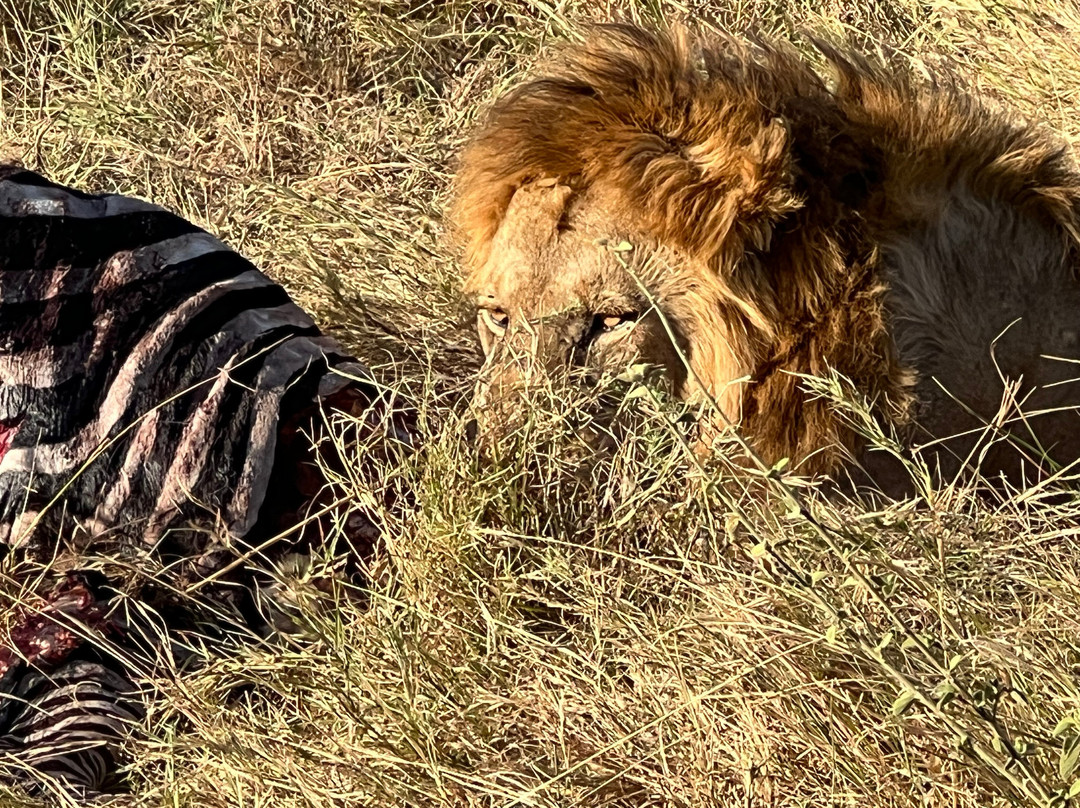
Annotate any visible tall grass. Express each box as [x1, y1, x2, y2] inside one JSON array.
[[3, 1, 1080, 806]]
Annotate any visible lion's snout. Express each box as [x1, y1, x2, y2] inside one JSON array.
[[470, 317, 652, 456], [471, 313, 595, 441]]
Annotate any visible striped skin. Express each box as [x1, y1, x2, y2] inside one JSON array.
[[0, 166, 411, 797], [0, 573, 142, 799], [0, 164, 392, 549], [0, 657, 142, 799]]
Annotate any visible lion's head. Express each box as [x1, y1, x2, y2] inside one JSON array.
[[452, 24, 1080, 487]]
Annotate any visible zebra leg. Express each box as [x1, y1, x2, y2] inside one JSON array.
[[0, 656, 144, 800], [1, 572, 145, 799]]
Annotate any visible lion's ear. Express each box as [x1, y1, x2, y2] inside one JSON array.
[[494, 178, 574, 254], [458, 177, 574, 294]]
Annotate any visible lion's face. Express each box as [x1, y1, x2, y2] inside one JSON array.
[[466, 178, 737, 439], [454, 23, 1080, 485]]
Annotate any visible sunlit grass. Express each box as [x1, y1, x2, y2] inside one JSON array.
[[3, 1, 1080, 805]]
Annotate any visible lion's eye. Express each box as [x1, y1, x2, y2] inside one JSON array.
[[595, 312, 638, 332], [479, 307, 510, 334]]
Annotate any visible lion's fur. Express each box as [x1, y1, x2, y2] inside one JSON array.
[[453, 25, 1080, 483]]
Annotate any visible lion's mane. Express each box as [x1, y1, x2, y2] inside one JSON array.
[[454, 25, 1080, 475]]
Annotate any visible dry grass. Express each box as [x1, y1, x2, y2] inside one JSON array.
[[4, 1, 1080, 806]]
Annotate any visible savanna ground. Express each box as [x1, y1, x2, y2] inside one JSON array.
[[3, 0, 1080, 806]]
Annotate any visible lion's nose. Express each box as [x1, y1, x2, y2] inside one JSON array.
[[561, 317, 594, 368]]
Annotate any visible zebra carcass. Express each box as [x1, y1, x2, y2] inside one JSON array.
[[0, 165, 414, 798]]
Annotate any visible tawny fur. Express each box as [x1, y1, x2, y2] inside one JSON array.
[[453, 24, 1080, 486]]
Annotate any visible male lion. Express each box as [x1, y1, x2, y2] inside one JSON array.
[[453, 24, 1080, 492]]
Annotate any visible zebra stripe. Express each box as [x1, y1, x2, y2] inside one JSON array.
[[0, 165, 383, 548], [0, 164, 412, 798], [0, 658, 142, 797]]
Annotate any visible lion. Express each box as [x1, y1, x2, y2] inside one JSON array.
[[451, 24, 1080, 493]]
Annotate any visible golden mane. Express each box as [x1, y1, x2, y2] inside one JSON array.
[[453, 24, 1080, 478]]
